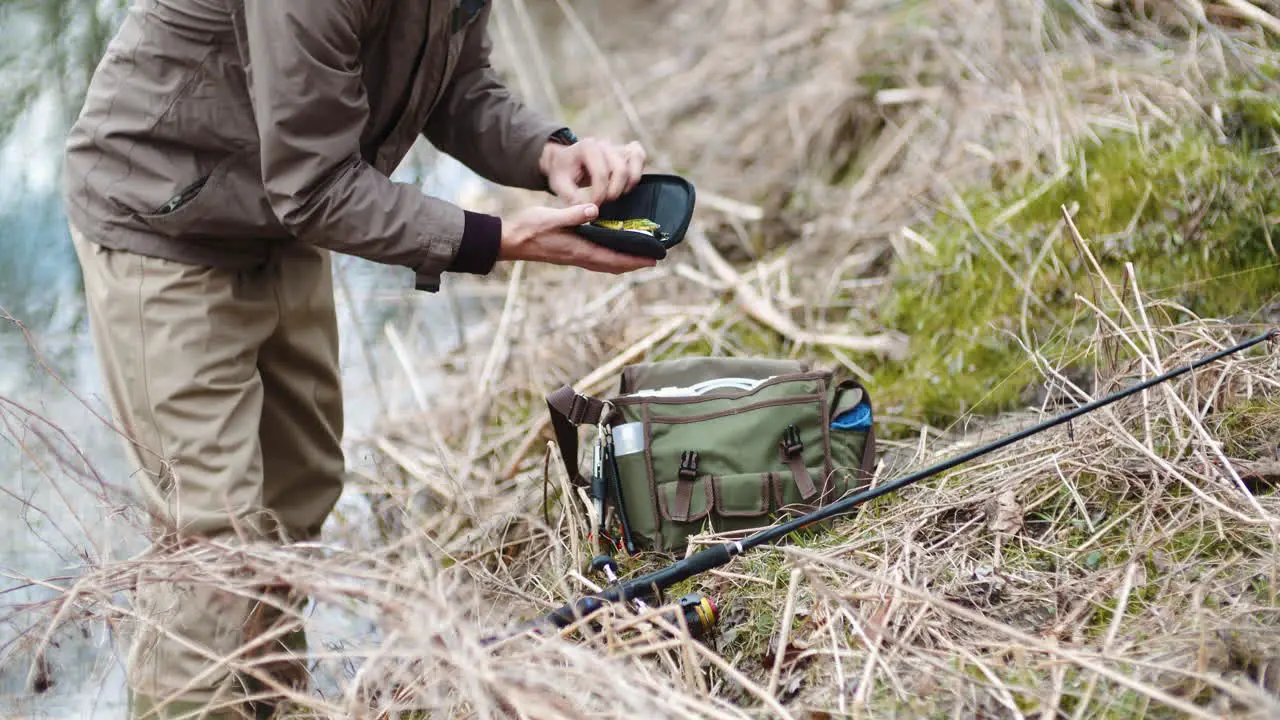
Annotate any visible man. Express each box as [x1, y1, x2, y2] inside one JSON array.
[[62, 1, 654, 717]]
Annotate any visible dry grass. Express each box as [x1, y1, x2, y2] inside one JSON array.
[[5, 291, 1279, 719], [4, 0, 1280, 718]]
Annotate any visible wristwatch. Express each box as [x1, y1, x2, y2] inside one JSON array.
[[549, 127, 579, 146]]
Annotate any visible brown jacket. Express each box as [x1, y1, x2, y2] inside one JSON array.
[[63, 0, 566, 292]]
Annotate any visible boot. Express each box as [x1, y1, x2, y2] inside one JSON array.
[[243, 587, 312, 693], [128, 688, 257, 720], [240, 586, 311, 719]]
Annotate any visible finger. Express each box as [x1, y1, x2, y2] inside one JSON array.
[[624, 143, 646, 194], [629, 141, 647, 165], [603, 145, 630, 202], [540, 202, 599, 232], [547, 175, 573, 203], [578, 141, 612, 206], [594, 252, 659, 274], [533, 228, 657, 274], [546, 166, 582, 205]]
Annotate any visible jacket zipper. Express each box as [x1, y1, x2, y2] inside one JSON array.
[[154, 176, 209, 215]]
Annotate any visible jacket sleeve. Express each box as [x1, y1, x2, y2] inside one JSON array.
[[421, 4, 567, 191], [241, 0, 497, 292]]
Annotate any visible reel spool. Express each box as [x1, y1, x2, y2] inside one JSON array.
[[674, 593, 718, 640]]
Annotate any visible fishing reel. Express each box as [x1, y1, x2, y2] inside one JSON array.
[[589, 554, 719, 641]]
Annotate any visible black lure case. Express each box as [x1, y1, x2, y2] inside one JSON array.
[[572, 174, 697, 260]]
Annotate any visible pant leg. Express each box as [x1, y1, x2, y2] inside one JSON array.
[[72, 227, 278, 537], [257, 243, 346, 543], [240, 243, 348, 703], [71, 225, 278, 715]]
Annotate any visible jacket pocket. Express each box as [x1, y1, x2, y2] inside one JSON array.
[[131, 150, 256, 237]]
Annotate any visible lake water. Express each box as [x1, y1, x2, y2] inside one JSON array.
[[0, 145, 495, 718]]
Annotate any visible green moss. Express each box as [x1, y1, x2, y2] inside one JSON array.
[[858, 123, 1280, 433], [716, 317, 791, 358], [1206, 396, 1280, 461], [1085, 578, 1160, 639], [1163, 523, 1262, 565], [863, 662, 1183, 719], [1217, 67, 1280, 147]]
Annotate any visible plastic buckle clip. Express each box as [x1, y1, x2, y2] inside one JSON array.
[[678, 451, 700, 481], [780, 425, 804, 457]]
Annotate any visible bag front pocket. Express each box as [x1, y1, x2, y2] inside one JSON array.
[[656, 471, 780, 550], [773, 465, 845, 515]]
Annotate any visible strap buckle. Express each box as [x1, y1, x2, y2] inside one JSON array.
[[679, 451, 700, 481], [780, 425, 804, 458], [568, 394, 591, 424], [567, 394, 612, 426]]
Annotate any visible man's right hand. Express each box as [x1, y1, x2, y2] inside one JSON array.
[[499, 203, 657, 274]]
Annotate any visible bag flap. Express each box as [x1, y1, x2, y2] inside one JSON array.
[[620, 356, 810, 394]]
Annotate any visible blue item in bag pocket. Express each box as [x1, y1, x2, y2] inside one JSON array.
[[831, 400, 873, 431]]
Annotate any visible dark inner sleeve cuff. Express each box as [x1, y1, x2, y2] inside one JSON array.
[[447, 211, 503, 275]]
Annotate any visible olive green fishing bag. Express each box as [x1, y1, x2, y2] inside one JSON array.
[[545, 357, 877, 555]]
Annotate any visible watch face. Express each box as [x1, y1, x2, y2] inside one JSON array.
[[553, 128, 579, 145]]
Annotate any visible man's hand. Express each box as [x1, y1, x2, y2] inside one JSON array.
[[499, 202, 657, 274], [540, 137, 647, 206]]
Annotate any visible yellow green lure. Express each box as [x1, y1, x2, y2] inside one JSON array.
[[591, 218, 663, 237]]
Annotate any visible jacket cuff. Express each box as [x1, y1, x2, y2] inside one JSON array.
[[413, 202, 467, 293], [446, 211, 503, 275]]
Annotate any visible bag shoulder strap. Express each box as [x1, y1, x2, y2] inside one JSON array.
[[545, 385, 610, 487]]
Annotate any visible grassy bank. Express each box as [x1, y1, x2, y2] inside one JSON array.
[[869, 96, 1280, 432], [346, 1, 1280, 716], [409, 1, 1280, 717], [8, 1, 1280, 718]]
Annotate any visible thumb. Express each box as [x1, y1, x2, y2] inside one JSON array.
[[538, 202, 598, 231]]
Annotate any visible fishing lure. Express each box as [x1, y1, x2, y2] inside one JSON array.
[[590, 218, 665, 238]]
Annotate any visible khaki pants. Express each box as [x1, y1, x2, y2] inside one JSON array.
[[71, 226, 347, 718]]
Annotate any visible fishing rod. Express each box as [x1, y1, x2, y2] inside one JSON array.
[[486, 329, 1276, 645]]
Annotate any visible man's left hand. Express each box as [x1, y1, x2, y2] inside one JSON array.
[[541, 137, 647, 206]]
